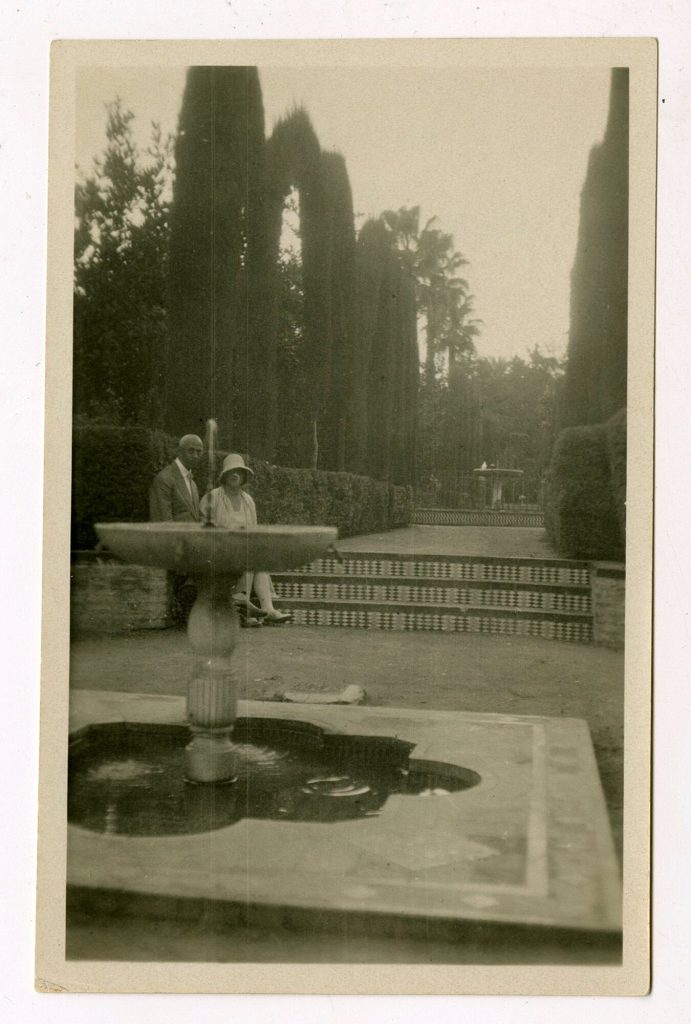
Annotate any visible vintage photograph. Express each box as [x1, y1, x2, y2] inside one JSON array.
[[36, 38, 655, 994]]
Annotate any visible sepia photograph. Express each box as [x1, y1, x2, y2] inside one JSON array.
[[35, 37, 656, 995]]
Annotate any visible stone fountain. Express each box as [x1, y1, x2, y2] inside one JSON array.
[[473, 465, 524, 509], [94, 520, 337, 783]]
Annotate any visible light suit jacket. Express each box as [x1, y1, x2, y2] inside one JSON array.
[[149, 461, 200, 522]]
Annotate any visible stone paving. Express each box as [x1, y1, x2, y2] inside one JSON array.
[[337, 525, 557, 559]]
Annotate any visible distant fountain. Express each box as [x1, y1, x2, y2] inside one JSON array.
[[473, 465, 524, 509]]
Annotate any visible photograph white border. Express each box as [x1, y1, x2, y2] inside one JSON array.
[[37, 36, 654, 997], [3, 0, 688, 1019]]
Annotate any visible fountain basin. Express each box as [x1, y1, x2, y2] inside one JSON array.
[[68, 720, 479, 836], [95, 522, 338, 577], [67, 690, 622, 960]]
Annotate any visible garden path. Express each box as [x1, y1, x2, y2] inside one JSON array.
[[338, 524, 556, 559]]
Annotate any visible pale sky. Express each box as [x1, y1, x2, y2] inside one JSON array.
[[76, 65, 612, 360]]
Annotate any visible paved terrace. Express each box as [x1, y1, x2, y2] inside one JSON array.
[[337, 524, 556, 559]]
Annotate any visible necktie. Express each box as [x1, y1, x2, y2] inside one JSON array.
[[190, 474, 199, 514]]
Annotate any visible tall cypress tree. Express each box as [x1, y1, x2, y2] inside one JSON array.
[[357, 219, 419, 484], [320, 150, 357, 471], [401, 269, 420, 485], [559, 68, 629, 430], [165, 66, 268, 446], [265, 109, 330, 466], [386, 259, 419, 485], [351, 220, 387, 474], [368, 258, 397, 481]]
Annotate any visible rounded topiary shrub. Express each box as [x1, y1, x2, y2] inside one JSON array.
[[545, 423, 624, 560]]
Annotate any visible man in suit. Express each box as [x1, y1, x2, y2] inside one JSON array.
[[149, 434, 203, 522], [150, 434, 203, 623]]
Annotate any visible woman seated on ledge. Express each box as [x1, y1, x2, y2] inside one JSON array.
[[200, 453, 291, 627]]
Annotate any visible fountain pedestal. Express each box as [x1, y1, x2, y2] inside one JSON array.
[[94, 522, 338, 784], [186, 574, 242, 782]]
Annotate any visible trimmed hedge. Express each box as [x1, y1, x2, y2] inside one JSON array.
[[545, 420, 624, 560], [247, 460, 397, 537], [71, 427, 176, 550], [72, 426, 413, 550]]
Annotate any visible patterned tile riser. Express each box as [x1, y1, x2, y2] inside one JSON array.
[[274, 581, 591, 613], [288, 608, 593, 643], [412, 510, 546, 527], [288, 558, 590, 588]]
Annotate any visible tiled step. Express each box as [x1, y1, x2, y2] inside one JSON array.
[[273, 576, 592, 614], [273, 552, 594, 643], [287, 553, 591, 588], [282, 599, 593, 644]]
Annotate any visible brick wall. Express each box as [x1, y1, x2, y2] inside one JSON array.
[[70, 553, 172, 637], [590, 561, 625, 649]]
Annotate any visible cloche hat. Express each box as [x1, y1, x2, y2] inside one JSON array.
[[219, 453, 254, 481]]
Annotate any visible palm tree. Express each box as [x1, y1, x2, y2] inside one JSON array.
[[380, 206, 480, 378]]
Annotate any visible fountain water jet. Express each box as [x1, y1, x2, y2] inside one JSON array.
[[202, 418, 217, 527]]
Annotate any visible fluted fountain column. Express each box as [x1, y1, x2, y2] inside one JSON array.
[[185, 574, 241, 783]]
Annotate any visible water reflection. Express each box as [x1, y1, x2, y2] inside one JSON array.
[[68, 723, 479, 837]]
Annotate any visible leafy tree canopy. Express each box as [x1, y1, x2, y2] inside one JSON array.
[[73, 100, 174, 426]]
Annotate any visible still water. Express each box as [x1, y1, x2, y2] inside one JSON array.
[[68, 720, 479, 837]]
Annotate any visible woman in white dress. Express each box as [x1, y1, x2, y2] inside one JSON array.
[[200, 453, 291, 625]]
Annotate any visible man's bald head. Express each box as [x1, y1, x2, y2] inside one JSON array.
[[177, 435, 203, 470]]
